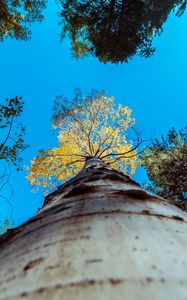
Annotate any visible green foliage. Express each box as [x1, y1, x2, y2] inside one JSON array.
[[0, 0, 46, 41], [141, 127, 187, 209], [59, 0, 187, 63]]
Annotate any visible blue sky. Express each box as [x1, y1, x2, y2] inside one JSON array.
[[0, 2, 187, 227]]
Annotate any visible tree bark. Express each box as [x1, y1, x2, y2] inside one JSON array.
[[0, 157, 187, 300]]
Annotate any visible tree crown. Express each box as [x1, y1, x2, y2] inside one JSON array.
[[59, 0, 187, 63], [27, 90, 139, 193]]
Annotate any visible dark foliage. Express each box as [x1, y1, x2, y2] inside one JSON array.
[[59, 0, 187, 63]]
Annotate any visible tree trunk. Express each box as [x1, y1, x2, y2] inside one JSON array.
[[0, 157, 187, 300]]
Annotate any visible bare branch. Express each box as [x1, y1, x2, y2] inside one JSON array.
[[106, 143, 151, 165], [101, 139, 147, 159], [1, 115, 14, 148], [96, 130, 116, 157]]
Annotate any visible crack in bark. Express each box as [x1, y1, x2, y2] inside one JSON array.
[[23, 258, 44, 272]]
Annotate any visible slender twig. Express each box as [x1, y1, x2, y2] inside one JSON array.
[[0, 194, 14, 225], [106, 143, 151, 165], [1, 115, 14, 148]]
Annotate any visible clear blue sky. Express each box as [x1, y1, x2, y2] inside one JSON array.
[[0, 2, 187, 227]]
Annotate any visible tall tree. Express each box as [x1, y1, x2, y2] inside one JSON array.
[[0, 0, 46, 41], [141, 126, 187, 209], [0, 96, 27, 232], [27, 90, 140, 193], [1, 92, 186, 299], [59, 0, 187, 63]]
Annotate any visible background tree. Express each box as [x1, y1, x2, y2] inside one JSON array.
[[1, 0, 186, 62], [0, 96, 27, 232], [59, 0, 187, 63], [0, 0, 46, 41], [27, 90, 140, 193], [141, 126, 187, 209]]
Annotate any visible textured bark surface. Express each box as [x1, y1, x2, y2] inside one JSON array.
[[0, 158, 187, 300]]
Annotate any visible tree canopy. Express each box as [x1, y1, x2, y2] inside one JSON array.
[[27, 90, 139, 193], [59, 0, 187, 63], [1, 0, 186, 62], [0, 0, 46, 41], [141, 126, 187, 209]]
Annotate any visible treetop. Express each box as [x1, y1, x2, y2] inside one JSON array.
[[27, 90, 140, 193]]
